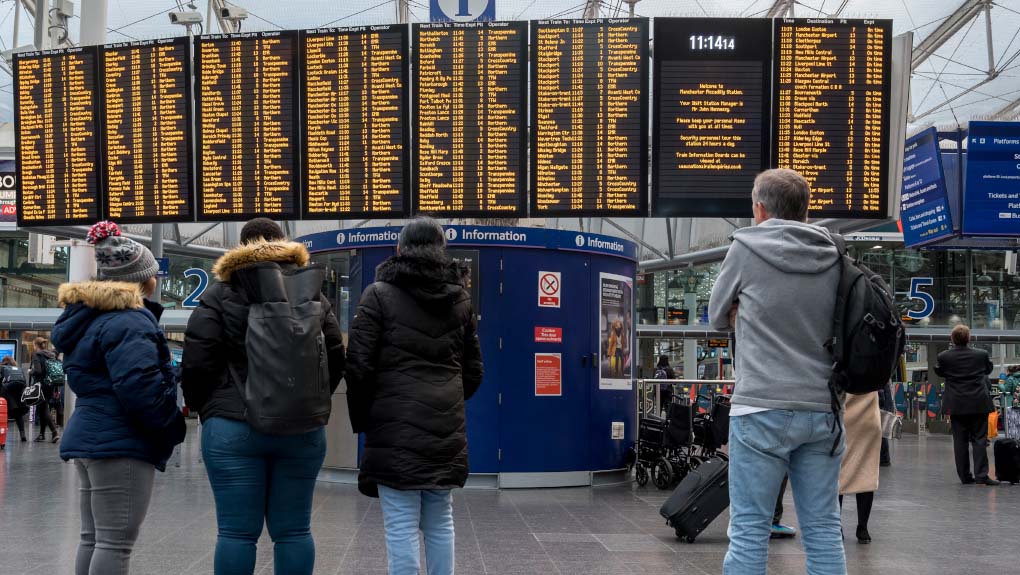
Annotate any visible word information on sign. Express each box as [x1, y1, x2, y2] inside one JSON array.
[[414, 21, 527, 216], [963, 121, 1020, 236], [773, 19, 892, 218], [652, 18, 771, 217], [14, 47, 102, 226], [531, 19, 649, 216], [538, 270, 561, 308], [195, 31, 300, 221], [302, 26, 409, 219], [900, 127, 952, 248], [102, 38, 193, 223]]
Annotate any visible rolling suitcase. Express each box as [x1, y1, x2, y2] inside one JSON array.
[[659, 457, 729, 543], [0, 397, 7, 450], [993, 438, 1020, 484]]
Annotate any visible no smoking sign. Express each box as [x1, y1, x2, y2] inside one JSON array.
[[538, 271, 561, 308]]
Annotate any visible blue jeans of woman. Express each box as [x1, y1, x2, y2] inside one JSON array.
[[377, 485, 455, 575], [201, 417, 327, 575]]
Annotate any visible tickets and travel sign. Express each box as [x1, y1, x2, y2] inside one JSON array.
[[298, 226, 639, 261], [900, 128, 953, 248], [963, 121, 1020, 236]]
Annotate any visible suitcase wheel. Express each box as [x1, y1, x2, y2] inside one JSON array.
[[674, 530, 696, 543]]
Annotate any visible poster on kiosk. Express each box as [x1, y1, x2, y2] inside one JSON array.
[[599, 273, 633, 390]]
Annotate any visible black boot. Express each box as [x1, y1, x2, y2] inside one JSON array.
[[856, 526, 871, 544]]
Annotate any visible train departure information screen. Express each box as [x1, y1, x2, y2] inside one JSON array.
[[102, 38, 193, 223], [414, 21, 527, 217], [195, 31, 300, 221], [773, 18, 892, 218], [653, 18, 772, 217], [302, 26, 408, 219], [531, 19, 649, 216], [14, 47, 101, 226]]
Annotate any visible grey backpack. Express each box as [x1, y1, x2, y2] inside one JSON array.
[[232, 262, 331, 435]]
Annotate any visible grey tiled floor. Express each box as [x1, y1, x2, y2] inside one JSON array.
[[2, 420, 1019, 574]]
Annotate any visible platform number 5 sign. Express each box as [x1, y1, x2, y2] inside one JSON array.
[[906, 277, 935, 320], [430, 0, 495, 22]]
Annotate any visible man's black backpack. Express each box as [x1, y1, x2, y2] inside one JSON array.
[[827, 235, 905, 398], [232, 262, 331, 435]]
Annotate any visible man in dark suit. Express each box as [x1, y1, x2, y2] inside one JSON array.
[[935, 325, 999, 485]]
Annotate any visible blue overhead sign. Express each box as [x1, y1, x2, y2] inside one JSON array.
[[963, 121, 1020, 236], [430, 0, 495, 22], [298, 226, 639, 261], [900, 128, 953, 248]]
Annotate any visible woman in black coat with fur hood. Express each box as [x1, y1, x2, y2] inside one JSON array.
[[346, 217, 483, 575]]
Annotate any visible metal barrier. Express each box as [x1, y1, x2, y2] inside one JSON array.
[[637, 379, 736, 419]]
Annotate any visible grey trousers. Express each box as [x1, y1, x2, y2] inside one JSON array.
[[74, 458, 156, 575]]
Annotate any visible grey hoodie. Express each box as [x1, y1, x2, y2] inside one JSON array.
[[708, 219, 841, 412]]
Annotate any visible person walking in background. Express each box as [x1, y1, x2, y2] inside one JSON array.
[[998, 365, 1019, 423], [1, 356, 29, 442], [51, 221, 187, 575], [878, 382, 896, 467], [181, 217, 346, 575], [654, 355, 676, 412], [346, 217, 483, 575], [838, 392, 882, 544], [30, 337, 60, 442], [709, 169, 846, 575], [936, 325, 999, 485]]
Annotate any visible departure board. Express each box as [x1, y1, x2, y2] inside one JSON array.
[[195, 31, 300, 221], [414, 21, 527, 217], [302, 26, 409, 219], [101, 38, 193, 223], [773, 18, 892, 218], [531, 19, 649, 216], [14, 47, 102, 226], [652, 19, 772, 218]]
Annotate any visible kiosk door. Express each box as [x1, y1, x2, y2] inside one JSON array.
[[497, 250, 592, 473]]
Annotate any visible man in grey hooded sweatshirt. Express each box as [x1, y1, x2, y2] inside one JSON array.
[[709, 169, 846, 575]]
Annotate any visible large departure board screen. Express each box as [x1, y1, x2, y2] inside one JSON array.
[[14, 47, 102, 226], [652, 18, 771, 217], [414, 21, 527, 217], [531, 19, 649, 216], [773, 18, 892, 218], [101, 38, 193, 223], [195, 31, 300, 221], [302, 26, 409, 219]]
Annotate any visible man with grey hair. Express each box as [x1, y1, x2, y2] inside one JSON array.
[[709, 168, 847, 574]]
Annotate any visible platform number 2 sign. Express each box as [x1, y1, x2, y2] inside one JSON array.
[[182, 268, 209, 309], [907, 277, 935, 320]]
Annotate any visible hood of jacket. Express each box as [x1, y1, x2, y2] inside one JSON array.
[[212, 240, 311, 282], [731, 218, 840, 274], [375, 255, 469, 308], [52, 281, 146, 355]]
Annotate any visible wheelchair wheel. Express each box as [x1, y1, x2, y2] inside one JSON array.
[[653, 458, 674, 490], [635, 463, 649, 486]]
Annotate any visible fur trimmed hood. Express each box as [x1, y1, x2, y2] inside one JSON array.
[[58, 281, 145, 311], [213, 241, 310, 282]]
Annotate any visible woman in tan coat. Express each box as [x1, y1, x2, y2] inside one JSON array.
[[839, 391, 881, 544]]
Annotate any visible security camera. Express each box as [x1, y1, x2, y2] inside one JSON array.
[[220, 6, 248, 21], [169, 11, 203, 25]]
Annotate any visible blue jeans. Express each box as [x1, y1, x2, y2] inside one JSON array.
[[201, 417, 327, 575], [377, 485, 455, 575], [724, 410, 846, 575]]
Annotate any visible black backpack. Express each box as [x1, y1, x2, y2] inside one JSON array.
[[231, 262, 332, 435], [825, 235, 905, 451]]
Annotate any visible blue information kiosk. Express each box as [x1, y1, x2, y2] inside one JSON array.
[[299, 225, 639, 488]]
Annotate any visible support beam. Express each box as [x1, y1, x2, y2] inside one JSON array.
[[992, 95, 1020, 119], [584, 0, 601, 18], [911, 0, 986, 71], [603, 219, 668, 261], [79, 0, 108, 46], [665, 218, 674, 260], [397, 0, 409, 23], [766, 0, 795, 18], [182, 223, 221, 247], [912, 75, 996, 121], [984, 1, 994, 75]]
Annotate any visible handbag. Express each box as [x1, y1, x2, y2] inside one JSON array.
[[21, 382, 44, 406], [880, 410, 896, 439], [988, 411, 999, 440]]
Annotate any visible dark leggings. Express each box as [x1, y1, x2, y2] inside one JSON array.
[[839, 492, 875, 529], [35, 404, 58, 438], [12, 413, 27, 439]]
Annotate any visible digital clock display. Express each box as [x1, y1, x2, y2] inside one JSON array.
[[689, 35, 735, 50]]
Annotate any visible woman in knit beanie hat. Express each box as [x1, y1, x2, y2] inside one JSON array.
[[49, 221, 186, 575]]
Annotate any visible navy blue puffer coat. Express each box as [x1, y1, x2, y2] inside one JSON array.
[[51, 281, 186, 471]]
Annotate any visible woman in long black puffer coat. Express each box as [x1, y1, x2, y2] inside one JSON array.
[[346, 217, 483, 575]]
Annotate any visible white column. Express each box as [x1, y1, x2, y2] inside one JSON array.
[[63, 240, 97, 422], [79, 0, 109, 46]]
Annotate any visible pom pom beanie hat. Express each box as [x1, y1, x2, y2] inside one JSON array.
[[86, 221, 159, 283]]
